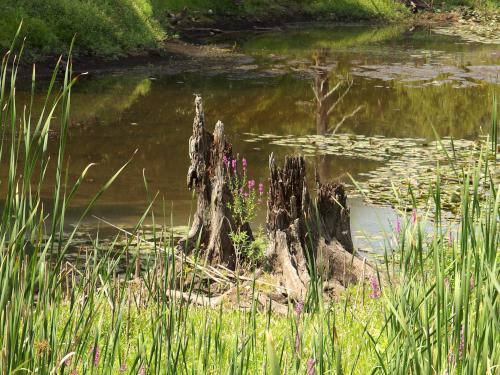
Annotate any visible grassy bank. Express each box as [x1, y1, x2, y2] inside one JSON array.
[[0, 41, 498, 374], [0, 0, 165, 59], [8, 0, 499, 61]]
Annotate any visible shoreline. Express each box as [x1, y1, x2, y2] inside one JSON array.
[[14, 9, 467, 80]]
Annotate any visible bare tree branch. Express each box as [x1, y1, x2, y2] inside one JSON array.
[[327, 79, 354, 117], [329, 105, 364, 135]]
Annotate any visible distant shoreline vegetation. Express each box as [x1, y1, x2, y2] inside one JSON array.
[[0, 0, 495, 61]]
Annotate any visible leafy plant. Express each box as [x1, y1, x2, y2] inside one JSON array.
[[225, 156, 266, 267]]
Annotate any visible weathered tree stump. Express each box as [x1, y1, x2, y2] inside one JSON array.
[[266, 154, 377, 298], [177, 95, 252, 269]]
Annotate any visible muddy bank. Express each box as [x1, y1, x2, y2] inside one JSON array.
[[16, 7, 499, 81]]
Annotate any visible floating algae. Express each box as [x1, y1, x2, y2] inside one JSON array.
[[247, 133, 499, 214]]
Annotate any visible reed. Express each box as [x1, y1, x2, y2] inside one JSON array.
[[369, 143, 499, 373], [0, 41, 497, 374]]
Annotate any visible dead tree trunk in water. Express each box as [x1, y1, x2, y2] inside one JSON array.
[[266, 154, 377, 299], [177, 95, 252, 269]]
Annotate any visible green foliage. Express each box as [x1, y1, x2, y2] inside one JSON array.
[[0, 0, 497, 59], [308, 0, 408, 20], [0, 0, 164, 58], [226, 159, 260, 227], [226, 156, 266, 267], [0, 0, 407, 59], [0, 35, 498, 375], [229, 228, 267, 267], [371, 143, 499, 373]]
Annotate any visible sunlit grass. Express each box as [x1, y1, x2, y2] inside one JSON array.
[[0, 34, 498, 374]]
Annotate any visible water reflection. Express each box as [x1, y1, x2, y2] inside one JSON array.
[[2, 26, 498, 254]]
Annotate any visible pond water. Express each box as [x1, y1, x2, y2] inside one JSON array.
[[10, 25, 500, 255]]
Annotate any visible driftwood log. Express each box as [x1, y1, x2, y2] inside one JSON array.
[[177, 95, 252, 269], [266, 154, 378, 299]]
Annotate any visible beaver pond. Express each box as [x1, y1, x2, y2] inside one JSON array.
[[12, 24, 499, 256]]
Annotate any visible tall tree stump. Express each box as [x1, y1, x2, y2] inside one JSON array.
[[177, 95, 252, 269], [266, 154, 377, 299]]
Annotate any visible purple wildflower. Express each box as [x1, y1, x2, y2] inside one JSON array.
[[411, 209, 417, 225], [395, 216, 401, 234], [306, 358, 316, 375], [295, 300, 304, 317], [138, 365, 145, 375], [223, 155, 228, 167], [91, 346, 100, 366], [447, 347, 455, 366], [231, 159, 237, 171], [369, 276, 381, 299], [459, 325, 465, 358], [258, 183, 264, 196], [248, 179, 256, 190], [242, 158, 247, 171]]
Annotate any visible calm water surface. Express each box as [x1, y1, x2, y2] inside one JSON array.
[[12, 25, 500, 253]]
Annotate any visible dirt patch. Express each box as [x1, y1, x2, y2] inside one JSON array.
[[412, 7, 500, 44], [16, 39, 258, 80]]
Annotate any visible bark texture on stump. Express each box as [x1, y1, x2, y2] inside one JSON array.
[[178, 95, 252, 269], [266, 154, 377, 299]]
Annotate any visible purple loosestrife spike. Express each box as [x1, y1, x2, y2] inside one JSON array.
[[459, 325, 465, 358], [395, 216, 401, 234], [242, 158, 247, 171], [92, 346, 100, 366], [259, 182, 264, 196], [369, 276, 381, 299], [248, 180, 255, 190], [295, 300, 304, 317], [411, 208, 417, 224], [306, 359, 316, 375], [231, 159, 237, 171]]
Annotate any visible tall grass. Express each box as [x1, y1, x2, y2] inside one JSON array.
[[0, 40, 498, 374], [370, 144, 499, 373], [0, 32, 135, 373]]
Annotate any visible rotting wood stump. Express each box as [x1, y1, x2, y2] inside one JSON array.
[[177, 95, 252, 270], [266, 154, 378, 299]]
